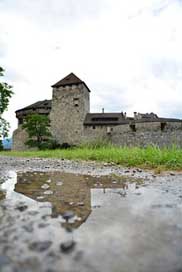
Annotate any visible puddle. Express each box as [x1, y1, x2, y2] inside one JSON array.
[[0, 171, 182, 272], [0, 172, 141, 229]]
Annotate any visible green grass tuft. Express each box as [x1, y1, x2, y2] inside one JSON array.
[[1, 145, 182, 170]]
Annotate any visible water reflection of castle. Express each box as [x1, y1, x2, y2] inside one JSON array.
[[0, 191, 6, 201], [15, 172, 132, 228]]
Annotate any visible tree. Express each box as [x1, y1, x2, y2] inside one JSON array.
[[22, 114, 51, 149], [0, 67, 13, 150]]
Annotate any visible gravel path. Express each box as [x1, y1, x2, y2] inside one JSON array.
[[0, 155, 154, 177]]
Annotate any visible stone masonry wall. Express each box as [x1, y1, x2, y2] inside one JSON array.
[[50, 84, 90, 145], [83, 122, 182, 147], [12, 126, 30, 151], [13, 120, 182, 150], [83, 125, 111, 144]]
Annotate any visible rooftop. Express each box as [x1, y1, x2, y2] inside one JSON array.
[[84, 113, 130, 126], [51, 73, 91, 92], [16, 100, 52, 114], [84, 113, 182, 126]]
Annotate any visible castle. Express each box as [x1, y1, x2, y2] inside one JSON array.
[[13, 73, 182, 150]]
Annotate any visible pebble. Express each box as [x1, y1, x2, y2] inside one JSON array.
[[28, 210, 39, 216], [151, 204, 162, 209], [22, 224, 34, 233], [117, 191, 127, 197], [44, 190, 53, 195], [29, 241, 52, 252], [135, 192, 142, 196], [136, 168, 142, 173], [62, 211, 75, 221], [56, 181, 63, 186], [38, 223, 49, 228], [15, 204, 28, 212], [77, 202, 84, 206], [165, 204, 175, 208], [74, 250, 83, 261], [60, 240, 76, 253], [41, 184, 50, 190], [37, 196, 45, 200]]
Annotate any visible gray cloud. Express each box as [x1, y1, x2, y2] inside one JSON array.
[[1, 0, 182, 134], [151, 0, 173, 16], [0, 0, 109, 30], [90, 82, 131, 114]]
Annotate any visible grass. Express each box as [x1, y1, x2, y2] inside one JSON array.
[[1, 145, 182, 170]]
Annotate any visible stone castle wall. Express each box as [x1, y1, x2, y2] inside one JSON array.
[[50, 84, 90, 145], [13, 121, 182, 150], [83, 121, 182, 147], [12, 126, 30, 151]]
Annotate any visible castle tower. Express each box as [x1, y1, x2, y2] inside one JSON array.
[[50, 73, 90, 145]]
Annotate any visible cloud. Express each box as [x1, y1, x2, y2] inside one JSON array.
[[0, 0, 109, 29], [1, 0, 182, 135]]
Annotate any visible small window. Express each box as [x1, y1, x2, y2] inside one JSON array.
[[73, 98, 79, 101], [74, 104, 79, 107], [93, 126, 96, 129], [130, 124, 136, 132], [92, 117, 118, 122], [161, 122, 166, 131], [19, 118, 23, 125]]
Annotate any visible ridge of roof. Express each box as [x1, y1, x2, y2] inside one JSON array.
[[84, 113, 182, 126], [16, 99, 52, 113], [51, 72, 91, 92]]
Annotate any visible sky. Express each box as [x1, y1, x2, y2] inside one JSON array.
[[1, 0, 182, 135]]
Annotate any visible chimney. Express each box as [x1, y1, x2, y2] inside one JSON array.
[[124, 112, 127, 119], [102, 108, 104, 113], [134, 112, 137, 120]]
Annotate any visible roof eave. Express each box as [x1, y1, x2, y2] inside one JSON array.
[[51, 81, 91, 92]]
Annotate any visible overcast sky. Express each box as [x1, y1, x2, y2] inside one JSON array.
[[1, 0, 182, 135]]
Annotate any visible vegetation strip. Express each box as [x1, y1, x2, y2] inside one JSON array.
[[1, 145, 182, 170]]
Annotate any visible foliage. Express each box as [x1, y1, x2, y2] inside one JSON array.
[[2, 145, 182, 170], [0, 117, 10, 139], [0, 139, 3, 151], [0, 67, 13, 148], [22, 114, 51, 149]]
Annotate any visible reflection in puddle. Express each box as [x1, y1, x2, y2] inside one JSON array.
[[1, 171, 182, 272], [0, 191, 5, 201], [3, 172, 140, 228]]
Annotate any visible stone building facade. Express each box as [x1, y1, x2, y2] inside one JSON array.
[[13, 73, 182, 150]]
